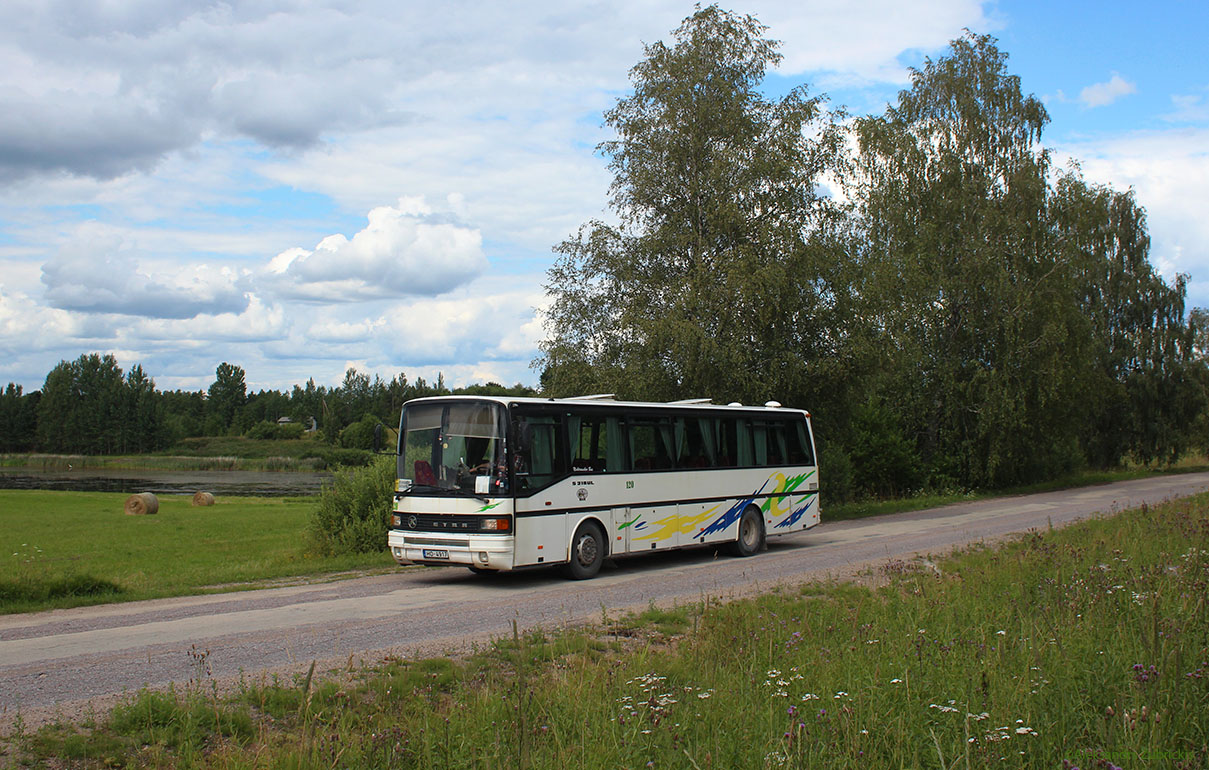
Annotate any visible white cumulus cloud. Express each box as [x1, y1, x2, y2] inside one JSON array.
[[1053, 127, 1209, 307], [1079, 73, 1136, 108], [369, 287, 545, 366], [0, 286, 98, 351], [767, 0, 990, 81], [1164, 91, 1209, 123], [264, 197, 487, 302], [40, 228, 250, 319], [132, 294, 287, 343]]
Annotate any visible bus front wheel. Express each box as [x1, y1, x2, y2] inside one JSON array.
[[729, 506, 765, 557], [565, 521, 605, 580]]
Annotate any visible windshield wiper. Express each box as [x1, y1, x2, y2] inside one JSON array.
[[406, 484, 458, 495]]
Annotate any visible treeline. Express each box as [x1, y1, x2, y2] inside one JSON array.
[[539, 9, 1209, 500], [0, 355, 534, 455]]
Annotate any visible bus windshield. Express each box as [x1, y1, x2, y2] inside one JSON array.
[[399, 401, 506, 496]]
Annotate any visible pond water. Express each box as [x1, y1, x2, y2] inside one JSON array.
[[0, 468, 332, 497]]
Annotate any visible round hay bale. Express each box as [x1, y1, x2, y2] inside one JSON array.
[[124, 492, 159, 516], [192, 491, 215, 507]]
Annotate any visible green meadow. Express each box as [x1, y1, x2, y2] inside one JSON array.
[[6, 493, 1207, 768], [0, 490, 394, 614]]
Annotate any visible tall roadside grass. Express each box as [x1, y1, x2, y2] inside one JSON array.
[[12, 495, 1207, 768]]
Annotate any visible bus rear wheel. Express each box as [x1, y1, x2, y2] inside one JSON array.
[[564, 521, 605, 580], [729, 506, 765, 557]]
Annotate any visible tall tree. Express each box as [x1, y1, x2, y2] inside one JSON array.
[[852, 32, 1201, 487], [122, 364, 162, 453], [539, 4, 849, 408], [853, 32, 1088, 487], [0, 383, 38, 452], [337, 367, 373, 425], [243, 388, 290, 427], [290, 378, 324, 430], [37, 360, 77, 451], [1052, 170, 1203, 465], [160, 388, 206, 441], [208, 362, 247, 434], [36, 353, 126, 454]]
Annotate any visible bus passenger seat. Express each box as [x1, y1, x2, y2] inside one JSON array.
[[414, 460, 437, 486]]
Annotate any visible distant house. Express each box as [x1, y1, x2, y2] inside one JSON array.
[[274, 415, 318, 433]]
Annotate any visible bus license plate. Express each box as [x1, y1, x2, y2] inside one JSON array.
[[422, 549, 449, 559]]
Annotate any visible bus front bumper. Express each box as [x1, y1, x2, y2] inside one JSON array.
[[387, 530, 514, 571]]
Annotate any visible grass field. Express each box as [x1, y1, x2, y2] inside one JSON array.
[[6, 490, 1206, 768], [0, 490, 394, 614]]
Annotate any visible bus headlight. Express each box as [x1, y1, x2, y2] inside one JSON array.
[[481, 518, 510, 531]]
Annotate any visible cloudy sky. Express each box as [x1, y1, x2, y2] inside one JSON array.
[[1, 0, 1205, 394]]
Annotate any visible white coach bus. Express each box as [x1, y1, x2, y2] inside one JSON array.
[[386, 395, 819, 579]]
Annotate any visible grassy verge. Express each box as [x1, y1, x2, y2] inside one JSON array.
[[7, 493, 1207, 768], [825, 456, 1209, 522], [0, 490, 394, 614]]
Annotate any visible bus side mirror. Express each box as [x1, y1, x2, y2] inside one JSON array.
[[373, 423, 391, 454]]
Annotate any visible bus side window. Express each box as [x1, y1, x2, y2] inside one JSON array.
[[754, 420, 788, 466], [513, 413, 565, 492], [627, 416, 674, 470], [752, 421, 767, 466], [676, 416, 714, 468], [568, 414, 609, 472], [735, 418, 754, 467], [714, 417, 737, 467], [785, 417, 815, 465]]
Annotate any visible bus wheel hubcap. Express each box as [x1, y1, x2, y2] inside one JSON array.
[[577, 536, 597, 565]]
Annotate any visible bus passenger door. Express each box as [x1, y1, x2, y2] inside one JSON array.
[[610, 507, 633, 554]]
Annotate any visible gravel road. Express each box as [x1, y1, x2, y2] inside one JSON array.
[[4, 472, 1208, 727]]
